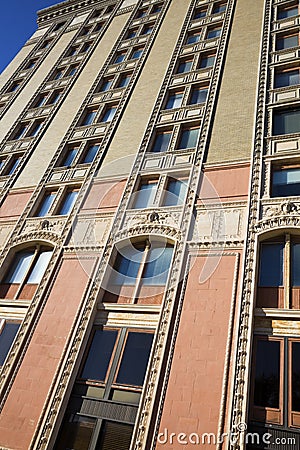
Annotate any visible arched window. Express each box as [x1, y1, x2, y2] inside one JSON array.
[[102, 237, 174, 305], [257, 234, 300, 309], [0, 245, 53, 300]]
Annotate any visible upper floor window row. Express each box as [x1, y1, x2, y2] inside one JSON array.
[[135, 3, 163, 19], [150, 126, 200, 153], [276, 32, 300, 51], [58, 143, 100, 167], [277, 4, 300, 20], [164, 85, 208, 110], [192, 2, 226, 20], [113, 46, 144, 65], [97, 71, 133, 92], [176, 52, 216, 75], [186, 26, 221, 45], [34, 188, 79, 218], [51, 64, 79, 81], [124, 21, 155, 40], [10, 120, 45, 141], [80, 104, 117, 126]]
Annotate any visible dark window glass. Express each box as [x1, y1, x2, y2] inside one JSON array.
[[102, 107, 116, 122], [190, 87, 208, 104], [111, 245, 144, 285], [278, 7, 299, 20], [83, 144, 99, 163], [131, 48, 143, 59], [276, 35, 299, 51], [275, 69, 300, 88], [194, 9, 206, 19], [259, 243, 284, 287], [36, 192, 56, 217], [272, 168, 300, 197], [55, 415, 96, 450], [58, 190, 78, 215], [96, 421, 134, 450], [187, 33, 200, 44], [177, 60, 192, 73], [117, 74, 131, 88], [0, 322, 20, 366], [254, 339, 280, 408], [212, 4, 226, 14], [152, 132, 172, 152], [29, 122, 43, 137], [207, 28, 221, 39], [292, 342, 300, 412], [81, 329, 118, 381], [199, 54, 215, 68], [178, 128, 199, 149], [165, 92, 183, 109], [142, 244, 173, 285], [114, 53, 126, 63], [7, 157, 21, 175], [62, 147, 78, 166], [14, 125, 27, 140], [292, 243, 300, 286], [83, 110, 97, 126], [163, 179, 188, 206], [116, 332, 153, 386], [48, 90, 62, 105], [100, 79, 113, 91], [273, 109, 300, 135]]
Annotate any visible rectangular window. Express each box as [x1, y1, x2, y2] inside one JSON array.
[[133, 179, 158, 209], [35, 95, 47, 108], [186, 32, 201, 44], [142, 244, 173, 285], [292, 243, 300, 286], [165, 92, 183, 109], [142, 25, 153, 35], [116, 332, 153, 385], [207, 27, 221, 39], [278, 6, 299, 20], [259, 243, 284, 287], [7, 157, 21, 175], [28, 121, 43, 137], [27, 251, 52, 284], [131, 48, 143, 59], [177, 59, 193, 73], [14, 124, 28, 140], [48, 90, 62, 105], [82, 109, 97, 126], [58, 190, 78, 215], [67, 65, 78, 77], [5, 251, 35, 284], [117, 73, 131, 88], [36, 192, 56, 217], [276, 34, 299, 51], [151, 4, 162, 14], [275, 68, 300, 88], [82, 144, 99, 163], [190, 86, 208, 104], [163, 178, 188, 206], [253, 338, 281, 409], [81, 328, 118, 381], [96, 421, 134, 450], [199, 54, 215, 68], [9, 82, 20, 93], [126, 28, 137, 39], [62, 147, 78, 166], [212, 3, 226, 14], [273, 108, 300, 135], [0, 321, 20, 366], [100, 78, 114, 91], [111, 245, 144, 286], [194, 8, 206, 19], [101, 106, 116, 122], [114, 52, 126, 64], [53, 70, 63, 80], [151, 131, 172, 152], [272, 167, 300, 197], [177, 127, 199, 149]]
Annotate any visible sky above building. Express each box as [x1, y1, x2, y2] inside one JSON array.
[[0, 0, 64, 74]]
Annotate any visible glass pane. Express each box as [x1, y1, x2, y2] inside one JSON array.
[[6, 251, 35, 283], [63, 148, 78, 166], [118, 75, 131, 88], [59, 191, 78, 215], [111, 244, 145, 285], [272, 168, 300, 197], [273, 109, 300, 135], [194, 9, 206, 19], [27, 250, 52, 284], [292, 342, 300, 412], [278, 7, 298, 19], [0, 322, 20, 366], [259, 243, 283, 287], [207, 28, 221, 39], [166, 93, 183, 109], [133, 181, 158, 208], [102, 107, 116, 122], [142, 244, 173, 285], [178, 128, 199, 148], [276, 35, 298, 51], [275, 70, 300, 88], [190, 88, 208, 104], [101, 79, 113, 91], [254, 339, 280, 408], [30, 122, 42, 137], [163, 179, 187, 206], [187, 34, 200, 44], [152, 132, 171, 152], [55, 415, 96, 450], [37, 193, 56, 217], [132, 49, 142, 59], [115, 53, 125, 63], [177, 60, 192, 73], [83, 111, 97, 125], [81, 329, 118, 381], [292, 244, 300, 286], [96, 421, 134, 450], [116, 332, 154, 385], [8, 158, 20, 175], [83, 145, 99, 163], [200, 55, 215, 68]]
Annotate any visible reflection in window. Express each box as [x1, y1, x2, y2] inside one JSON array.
[[190, 86, 208, 104], [177, 59, 193, 73], [151, 131, 172, 152], [62, 147, 78, 167], [163, 178, 188, 206], [165, 92, 183, 109], [199, 54, 215, 68], [276, 34, 299, 51], [177, 127, 199, 149], [259, 243, 284, 287], [101, 106, 116, 122], [133, 179, 158, 209], [273, 108, 300, 135], [272, 167, 300, 197], [36, 192, 57, 217], [0, 321, 20, 366], [275, 68, 300, 88], [278, 6, 299, 20], [82, 144, 99, 163], [58, 190, 78, 215]]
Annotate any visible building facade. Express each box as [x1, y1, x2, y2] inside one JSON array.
[[0, 0, 299, 449]]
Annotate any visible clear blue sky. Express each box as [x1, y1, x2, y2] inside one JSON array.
[[0, 0, 65, 74]]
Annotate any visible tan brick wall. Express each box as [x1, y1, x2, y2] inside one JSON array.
[[206, 0, 264, 163]]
